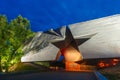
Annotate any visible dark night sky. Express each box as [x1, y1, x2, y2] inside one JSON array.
[[0, 0, 120, 32]]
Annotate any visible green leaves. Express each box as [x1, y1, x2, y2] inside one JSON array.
[[0, 15, 34, 72], [0, 15, 8, 28]]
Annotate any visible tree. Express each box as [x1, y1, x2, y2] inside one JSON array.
[[0, 15, 34, 72], [0, 15, 8, 72]]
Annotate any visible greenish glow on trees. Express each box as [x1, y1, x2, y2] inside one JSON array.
[[0, 15, 34, 72]]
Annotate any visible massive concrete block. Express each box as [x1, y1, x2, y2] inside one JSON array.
[[21, 14, 120, 62]]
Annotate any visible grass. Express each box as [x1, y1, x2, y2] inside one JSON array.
[[14, 63, 39, 71], [101, 72, 120, 80], [8, 62, 50, 72], [34, 62, 50, 67], [99, 65, 120, 80]]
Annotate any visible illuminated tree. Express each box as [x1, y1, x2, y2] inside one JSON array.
[[0, 15, 34, 72]]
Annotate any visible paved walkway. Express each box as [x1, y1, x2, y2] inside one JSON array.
[[0, 71, 100, 80]]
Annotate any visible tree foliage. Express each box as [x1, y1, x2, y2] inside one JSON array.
[[0, 15, 34, 72]]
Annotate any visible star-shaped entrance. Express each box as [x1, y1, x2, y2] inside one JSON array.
[[21, 26, 94, 62]]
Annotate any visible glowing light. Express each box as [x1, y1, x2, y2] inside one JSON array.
[[112, 62, 117, 66], [60, 46, 82, 62], [2, 69, 6, 72], [98, 58, 120, 68], [105, 63, 109, 67], [21, 57, 26, 62], [65, 62, 80, 71], [111, 58, 119, 66], [113, 59, 119, 62], [98, 62, 105, 68]]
